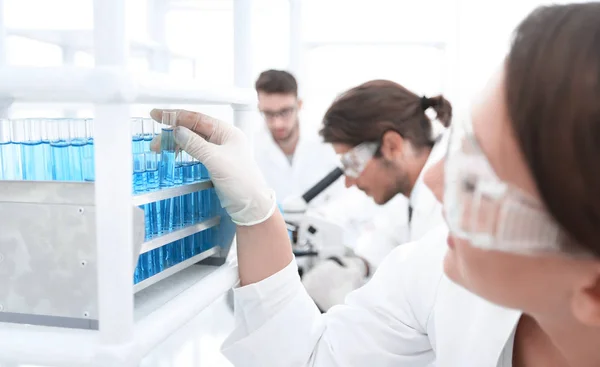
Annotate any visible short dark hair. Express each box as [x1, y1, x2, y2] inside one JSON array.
[[506, 3, 600, 256], [255, 69, 298, 96], [320, 80, 452, 150]]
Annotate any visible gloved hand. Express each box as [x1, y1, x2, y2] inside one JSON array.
[[301, 256, 368, 311], [150, 109, 277, 226]]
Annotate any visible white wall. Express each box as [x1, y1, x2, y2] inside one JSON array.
[[2, 0, 583, 125]]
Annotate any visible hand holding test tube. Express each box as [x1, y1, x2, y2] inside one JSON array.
[[149, 109, 276, 226]]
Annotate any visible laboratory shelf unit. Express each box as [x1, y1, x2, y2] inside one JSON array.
[[0, 0, 255, 365], [6, 28, 197, 61]]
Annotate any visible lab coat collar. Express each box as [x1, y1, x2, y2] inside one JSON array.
[[409, 130, 450, 210], [255, 124, 314, 163]]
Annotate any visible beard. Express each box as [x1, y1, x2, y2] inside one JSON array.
[[382, 161, 413, 203], [272, 119, 300, 143]]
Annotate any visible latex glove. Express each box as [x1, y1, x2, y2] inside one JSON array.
[[301, 256, 367, 311], [150, 109, 276, 226]]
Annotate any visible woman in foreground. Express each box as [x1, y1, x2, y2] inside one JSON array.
[[152, 3, 600, 366]]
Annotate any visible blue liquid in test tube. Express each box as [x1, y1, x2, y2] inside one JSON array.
[[2, 119, 23, 180], [158, 111, 177, 267], [131, 118, 145, 154], [0, 119, 12, 180], [133, 151, 154, 282], [172, 154, 186, 263], [13, 119, 46, 181], [142, 118, 155, 152], [82, 118, 95, 182], [48, 119, 72, 181], [69, 119, 88, 182], [133, 153, 147, 194], [145, 152, 161, 238]]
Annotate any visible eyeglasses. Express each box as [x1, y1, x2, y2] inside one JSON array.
[[339, 142, 379, 178], [260, 106, 296, 121], [443, 118, 585, 257]]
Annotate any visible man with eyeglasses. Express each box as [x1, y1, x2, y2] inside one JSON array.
[[253, 69, 346, 208]]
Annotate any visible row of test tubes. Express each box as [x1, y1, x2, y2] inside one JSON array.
[[133, 112, 220, 283], [0, 116, 222, 284], [0, 118, 94, 181]]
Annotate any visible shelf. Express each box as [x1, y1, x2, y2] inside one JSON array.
[[141, 216, 221, 254], [134, 247, 220, 293], [0, 66, 257, 105], [132, 180, 214, 206], [0, 259, 239, 366], [7, 28, 197, 60]]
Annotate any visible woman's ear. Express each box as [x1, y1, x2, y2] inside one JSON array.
[[379, 130, 405, 161], [571, 268, 600, 327]]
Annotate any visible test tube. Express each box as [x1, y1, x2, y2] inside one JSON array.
[[133, 150, 152, 282], [0, 119, 16, 180], [133, 153, 146, 194], [40, 119, 54, 180], [69, 119, 87, 182], [48, 119, 72, 181], [82, 118, 95, 182], [12, 119, 45, 180], [131, 118, 144, 154], [142, 118, 155, 152], [144, 152, 161, 237], [201, 163, 210, 179], [159, 111, 177, 188]]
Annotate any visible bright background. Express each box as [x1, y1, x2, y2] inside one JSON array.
[[3, 0, 580, 132]]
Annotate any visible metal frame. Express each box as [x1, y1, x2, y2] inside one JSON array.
[[0, 0, 253, 364]]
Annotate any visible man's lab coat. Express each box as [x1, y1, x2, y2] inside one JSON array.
[[353, 131, 449, 270], [222, 224, 521, 367], [253, 126, 344, 207], [301, 132, 449, 310]]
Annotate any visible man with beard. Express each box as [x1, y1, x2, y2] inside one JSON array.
[[253, 69, 344, 207]]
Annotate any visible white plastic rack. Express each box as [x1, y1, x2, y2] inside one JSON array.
[[0, 0, 255, 365]]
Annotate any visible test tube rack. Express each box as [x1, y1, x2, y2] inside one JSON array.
[[0, 179, 236, 330], [0, 0, 257, 364]]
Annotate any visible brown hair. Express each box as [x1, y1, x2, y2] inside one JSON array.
[[255, 69, 298, 96], [320, 80, 452, 150], [506, 3, 600, 256]]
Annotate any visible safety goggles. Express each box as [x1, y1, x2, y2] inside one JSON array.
[[339, 142, 379, 178], [260, 106, 297, 120], [443, 119, 583, 257]]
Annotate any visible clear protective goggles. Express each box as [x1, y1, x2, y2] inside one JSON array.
[[339, 142, 379, 178], [443, 119, 582, 257]]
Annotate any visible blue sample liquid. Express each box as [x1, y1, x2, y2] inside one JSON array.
[[51, 141, 71, 181], [201, 164, 210, 179], [82, 141, 95, 182], [132, 136, 145, 154], [42, 140, 54, 181], [202, 189, 212, 218], [69, 139, 87, 182], [151, 246, 165, 274], [184, 234, 195, 258], [145, 167, 161, 237], [133, 171, 146, 193], [192, 161, 202, 182], [21, 141, 47, 180], [193, 230, 204, 255], [158, 128, 177, 265], [143, 134, 154, 152], [183, 163, 196, 225], [159, 128, 176, 188], [0, 142, 23, 180]]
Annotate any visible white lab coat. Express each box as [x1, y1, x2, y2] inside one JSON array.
[[222, 223, 522, 367], [253, 126, 344, 208], [354, 131, 449, 269]]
